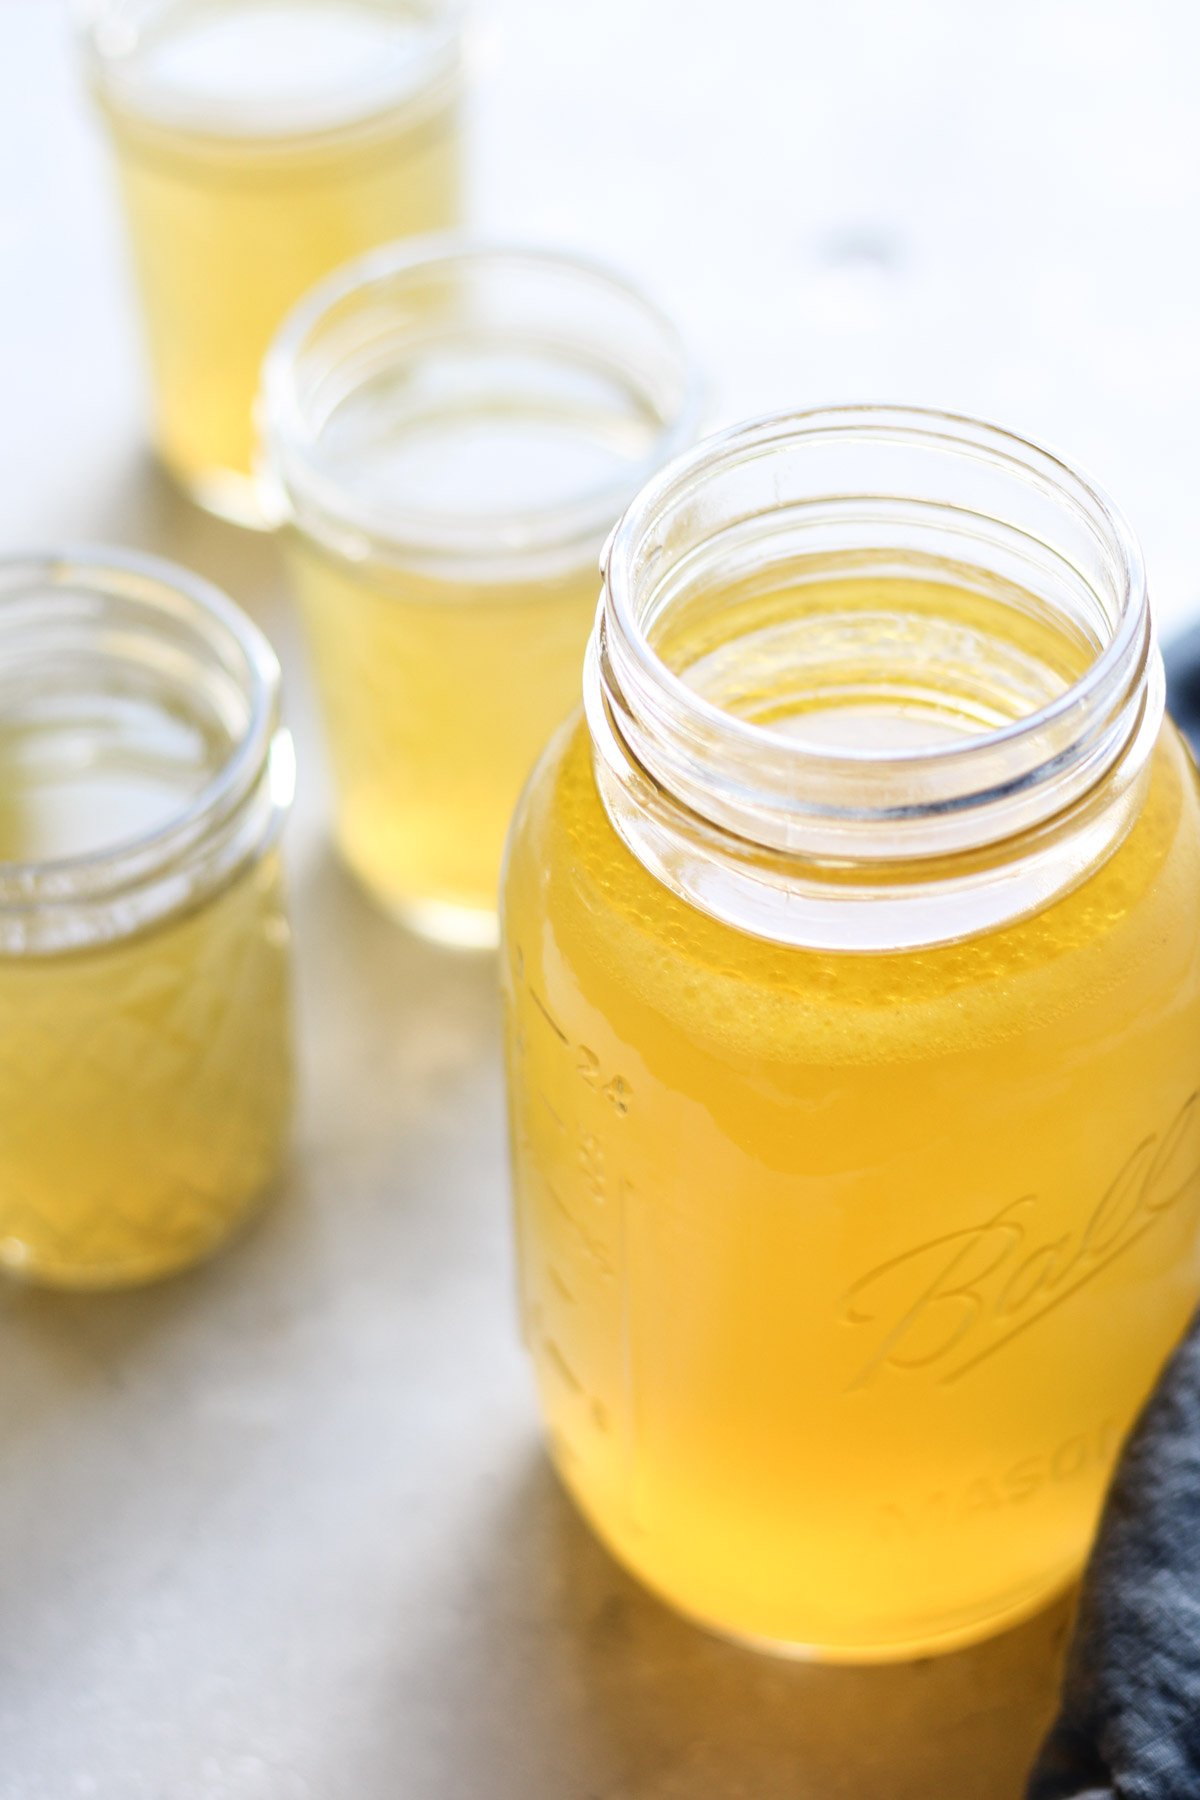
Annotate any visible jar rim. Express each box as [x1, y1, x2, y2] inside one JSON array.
[[258, 236, 705, 573], [587, 404, 1163, 948], [79, 0, 465, 145], [0, 548, 291, 950], [602, 403, 1147, 783]]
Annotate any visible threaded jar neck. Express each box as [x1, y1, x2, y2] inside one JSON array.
[[0, 550, 293, 955], [587, 406, 1162, 951], [259, 239, 703, 578]]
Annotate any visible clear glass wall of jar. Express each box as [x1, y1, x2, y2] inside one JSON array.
[[0, 550, 295, 1288], [500, 406, 1200, 1659], [81, 0, 464, 526], [260, 239, 701, 948]]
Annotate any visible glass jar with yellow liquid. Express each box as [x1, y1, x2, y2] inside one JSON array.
[[501, 406, 1200, 1660], [82, 0, 464, 525], [0, 550, 295, 1288], [260, 240, 700, 947]]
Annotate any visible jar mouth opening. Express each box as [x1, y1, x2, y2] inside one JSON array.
[[80, 0, 464, 145], [259, 237, 705, 574], [590, 406, 1162, 948], [0, 550, 291, 949], [603, 405, 1147, 788]]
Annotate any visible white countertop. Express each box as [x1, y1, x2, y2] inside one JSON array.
[[5, 2, 1198, 1793]]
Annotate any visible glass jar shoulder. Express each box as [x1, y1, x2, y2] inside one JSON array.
[[502, 715, 1200, 1072]]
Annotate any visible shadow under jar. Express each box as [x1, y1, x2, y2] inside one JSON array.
[[260, 240, 701, 948], [82, 0, 464, 526], [0, 551, 294, 1289], [500, 406, 1200, 1660]]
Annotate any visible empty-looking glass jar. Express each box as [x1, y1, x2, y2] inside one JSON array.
[[261, 240, 700, 947], [501, 407, 1200, 1659], [82, 0, 464, 525], [0, 551, 294, 1288]]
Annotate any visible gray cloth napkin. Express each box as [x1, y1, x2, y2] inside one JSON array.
[[1027, 634, 1200, 1797], [1025, 1310, 1200, 1798]]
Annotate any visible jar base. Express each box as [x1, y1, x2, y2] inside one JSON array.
[[388, 895, 500, 950], [0, 1180, 278, 1291], [684, 1568, 1078, 1665], [345, 863, 500, 950], [552, 1461, 1079, 1664], [166, 458, 273, 532]]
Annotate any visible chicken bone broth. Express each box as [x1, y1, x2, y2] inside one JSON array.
[[652, 554, 1096, 747], [261, 243, 700, 947], [284, 356, 667, 939], [85, 0, 463, 523], [500, 409, 1200, 1659], [0, 556, 293, 1288]]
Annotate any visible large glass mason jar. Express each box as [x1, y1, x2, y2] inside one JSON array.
[[500, 407, 1200, 1660], [0, 550, 294, 1289]]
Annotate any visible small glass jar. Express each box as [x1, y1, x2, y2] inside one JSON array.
[[0, 550, 294, 1288], [501, 406, 1200, 1660], [81, 0, 464, 525], [260, 239, 701, 948]]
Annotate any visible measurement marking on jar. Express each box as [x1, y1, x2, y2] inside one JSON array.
[[528, 985, 568, 1044], [541, 1335, 584, 1395], [540, 1338, 615, 1444], [546, 1179, 615, 1276], [617, 1167, 646, 1528], [842, 1093, 1200, 1389], [548, 1263, 575, 1304], [576, 1047, 633, 1114], [538, 1091, 566, 1132], [519, 970, 635, 1115], [579, 1132, 605, 1201]]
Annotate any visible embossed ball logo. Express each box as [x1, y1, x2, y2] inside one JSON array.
[[841, 1094, 1200, 1389]]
